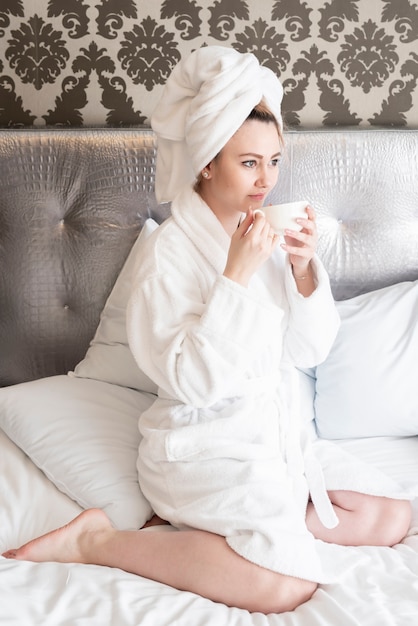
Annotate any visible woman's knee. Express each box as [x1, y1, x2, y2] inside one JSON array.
[[374, 498, 412, 546], [331, 491, 412, 547], [273, 576, 317, 613], [248, 570, 317, 614], [358, 496, 412, 547]]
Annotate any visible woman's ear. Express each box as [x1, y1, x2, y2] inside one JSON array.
[[201, 160, 214, 179]]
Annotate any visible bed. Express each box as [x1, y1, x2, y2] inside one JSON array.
[[0, 127, 417, 625]]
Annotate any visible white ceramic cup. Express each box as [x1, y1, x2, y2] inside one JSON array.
[[255, 200, 309, 234]]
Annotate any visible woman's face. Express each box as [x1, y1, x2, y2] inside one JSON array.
[[200, 119, 282, 232]]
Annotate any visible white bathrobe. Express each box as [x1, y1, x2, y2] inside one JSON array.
[[127, 186, 407, 583]]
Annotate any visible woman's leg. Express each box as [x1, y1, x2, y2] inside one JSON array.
[[306, 491, 411, 546], [2, 509, 316, 614]]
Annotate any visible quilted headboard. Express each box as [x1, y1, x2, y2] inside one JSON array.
[[0, 129, 169, 385], [0, 128, 417, 386], [271, 129, 418, 300]]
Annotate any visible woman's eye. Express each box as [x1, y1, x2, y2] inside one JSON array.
[[270, 158, 279, 167], [243, 160, 256, 168]]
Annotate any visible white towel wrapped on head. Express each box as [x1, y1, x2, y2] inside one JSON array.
[[151, 46, 283, 203]]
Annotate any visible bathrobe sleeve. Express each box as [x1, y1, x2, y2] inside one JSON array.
[[127, 229, 283, 408], [282, 254, 340, 368]]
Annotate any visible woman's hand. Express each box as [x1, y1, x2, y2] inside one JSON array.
[[281, 205, 317, 269], [281, 205, 318, 295], [223, 209, 278, 287]]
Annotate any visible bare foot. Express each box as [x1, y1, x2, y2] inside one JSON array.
[[1, 508, 112, 564], [141, 514, 170, 529]]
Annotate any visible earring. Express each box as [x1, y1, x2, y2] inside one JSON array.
[[202, 171, 209, 178]]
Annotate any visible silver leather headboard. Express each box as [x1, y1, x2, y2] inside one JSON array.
[[0, 128, 417, 385], [269, 129, 418, 300], [0, 129, 169, 385]]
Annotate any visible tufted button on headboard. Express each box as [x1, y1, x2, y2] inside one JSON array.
[[0, 128, 169, 386], [0, 127, 417, 386]]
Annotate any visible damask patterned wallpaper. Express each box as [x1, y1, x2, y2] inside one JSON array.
[[1, 0, 417, 128]]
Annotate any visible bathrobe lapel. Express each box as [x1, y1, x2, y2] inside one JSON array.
[[171, 185, 277, 305], [170, 185, 232, 274]]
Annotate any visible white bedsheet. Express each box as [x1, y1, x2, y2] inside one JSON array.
[[1, 428, 417, 626]]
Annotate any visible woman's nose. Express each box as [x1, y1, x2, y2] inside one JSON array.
[[256, 167, 270, 187]]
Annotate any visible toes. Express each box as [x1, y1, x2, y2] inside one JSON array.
[[2, 549, 17, 559]]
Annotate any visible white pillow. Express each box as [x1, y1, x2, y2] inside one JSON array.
[[71, 218, 159, 394], [314, 281, 418, 439], [296, 367, 316, 426], [0, 375, 154, 529]]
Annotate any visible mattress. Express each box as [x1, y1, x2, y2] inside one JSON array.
[[1, 428, 417, 626]]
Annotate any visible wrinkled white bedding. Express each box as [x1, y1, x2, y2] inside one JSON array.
[[1, 428, 417, 626]]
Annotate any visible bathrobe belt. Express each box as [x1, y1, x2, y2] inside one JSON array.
[[244, 373, 339, 531], [277, 366, 340, 531]]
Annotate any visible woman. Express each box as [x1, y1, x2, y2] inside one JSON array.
[[2, 47, 411, 614]]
